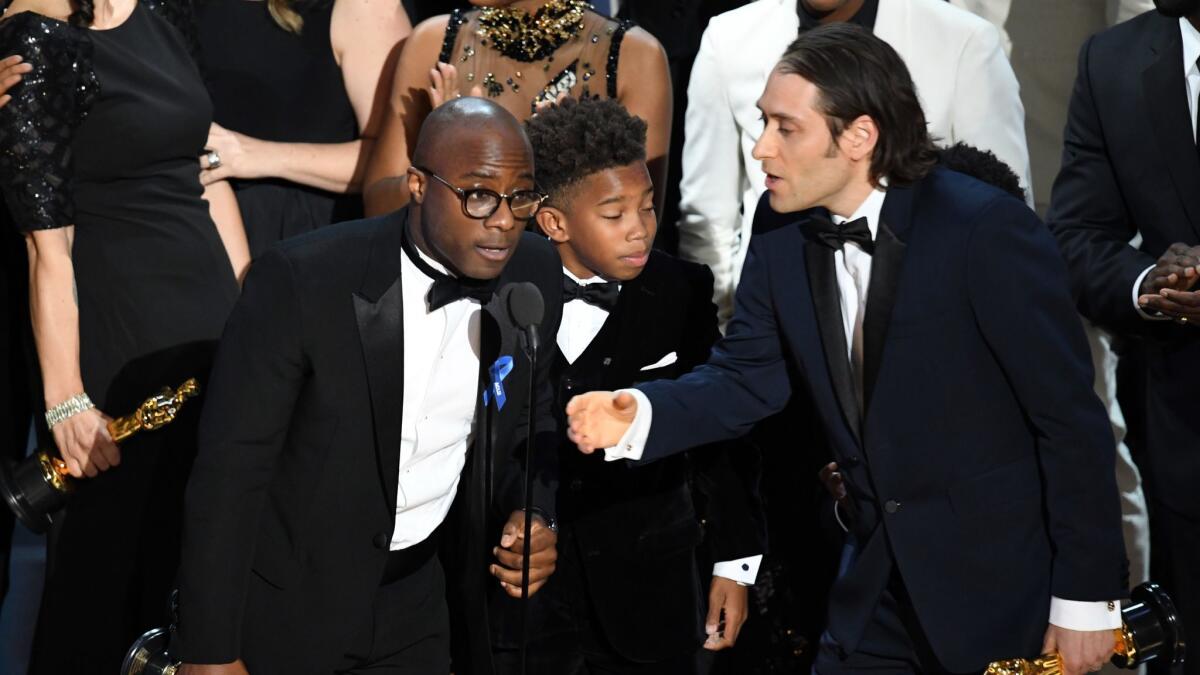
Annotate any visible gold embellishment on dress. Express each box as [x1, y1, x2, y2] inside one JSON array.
[[477, 0, 588, 63], [461, 45, 475, 62]]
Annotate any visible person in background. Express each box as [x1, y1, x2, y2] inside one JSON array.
[[1046, 1, 1200, 672], [195, 0, 411, 257], [361, 0, 672, 217], [0, 0, 249, 670]]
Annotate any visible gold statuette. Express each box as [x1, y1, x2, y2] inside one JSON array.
[[2, 378, 201, 533]]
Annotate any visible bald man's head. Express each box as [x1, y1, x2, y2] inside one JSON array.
[[412, 97, 530, 168], [406, 97, 538, 280]]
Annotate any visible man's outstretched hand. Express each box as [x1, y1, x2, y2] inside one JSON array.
[[566, 391, 638, 454]]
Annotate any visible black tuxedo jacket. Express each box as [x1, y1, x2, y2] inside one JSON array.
[[493, 251, 766, 661], [1046, 10, 1200, 519], [173, 208, 563, 674], [634, 168, 1126, 672]]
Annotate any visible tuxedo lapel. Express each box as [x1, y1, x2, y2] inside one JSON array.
[[1142, 20, 1200, 239], [804, 238, 862, 444], [862, 185, 915, 416], [353, 213, 407, 516]]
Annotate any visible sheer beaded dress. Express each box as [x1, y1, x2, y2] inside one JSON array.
[[439, 1, 631, 122]]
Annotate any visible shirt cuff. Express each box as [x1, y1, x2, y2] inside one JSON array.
[[602, 389, 651, 462], [1132, 265, 1170, 320], [713, 555, 763, 585], [1048, 596, 1122, 631]]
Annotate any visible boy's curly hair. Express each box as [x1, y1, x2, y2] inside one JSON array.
[[524, 97, 648, 205]]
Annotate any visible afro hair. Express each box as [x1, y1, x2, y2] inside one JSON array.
[[524, 97, 648, 205]]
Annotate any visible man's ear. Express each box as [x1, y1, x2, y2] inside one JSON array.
[[407, 167, 426, 204], [536, 206, 570, 243], [842, 114, 879, 163]]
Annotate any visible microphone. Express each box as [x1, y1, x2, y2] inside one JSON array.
[[498, 281, 544, 675], [505, 281, 544, 355]]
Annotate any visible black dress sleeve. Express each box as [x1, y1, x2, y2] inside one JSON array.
[[0, 13, 99, 232], [142, 0, 201, 65]]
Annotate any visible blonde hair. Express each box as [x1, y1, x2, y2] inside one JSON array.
[[268, 0, 304, 33]]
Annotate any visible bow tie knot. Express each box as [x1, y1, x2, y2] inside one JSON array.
[[401, 225, 496, 310], [562, 277, 620, 310], [802, 215, 875, 255]]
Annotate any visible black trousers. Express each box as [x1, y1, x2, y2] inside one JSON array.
[[332, 552, 451, 674], [1148, 501, 1198, 675], [492, 529, 699, 675], [814, 573, 969, 675]]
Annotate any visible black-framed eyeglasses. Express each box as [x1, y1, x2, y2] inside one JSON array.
[[415, 166, 546, 220]]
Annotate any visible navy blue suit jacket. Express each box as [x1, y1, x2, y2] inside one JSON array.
[[636, 168, 1125, 671]]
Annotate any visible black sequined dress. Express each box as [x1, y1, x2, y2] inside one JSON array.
[[0, 3, 237, 672]]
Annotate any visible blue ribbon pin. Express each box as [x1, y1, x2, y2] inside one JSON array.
[[484, 355, 514, 410]]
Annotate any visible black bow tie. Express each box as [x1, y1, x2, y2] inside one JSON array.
[[401, 225, 496, 311], [802, 215, 875, 255], [562, 276, 620, 311]]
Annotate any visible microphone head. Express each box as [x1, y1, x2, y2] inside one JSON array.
[[505, 281, 544, 330]]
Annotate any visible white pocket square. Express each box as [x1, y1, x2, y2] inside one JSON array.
[[640, 351, 678, 371]]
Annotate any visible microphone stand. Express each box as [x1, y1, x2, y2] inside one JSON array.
[[519, 328, 537, 675]]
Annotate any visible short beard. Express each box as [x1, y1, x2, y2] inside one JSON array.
[[1154, 0, 1200, 19]]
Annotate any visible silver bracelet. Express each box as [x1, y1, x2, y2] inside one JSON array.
[[45, 393, 95, 429]]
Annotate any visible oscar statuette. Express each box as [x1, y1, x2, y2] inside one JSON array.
[[0, 379, 200, 533], [986, 583, 1186, 674]]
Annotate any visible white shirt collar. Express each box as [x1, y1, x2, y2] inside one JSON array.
[[563, 266, 606, 285], [1182, 17, 1200, 78], [832, 186, 888, 239]]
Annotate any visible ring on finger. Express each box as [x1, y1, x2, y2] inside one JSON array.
[[205, 150, 222, 171]]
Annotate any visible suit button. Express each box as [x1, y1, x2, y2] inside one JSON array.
[[563, 378, 575, 392], [373, 532, 389, 549], [884, 500, 901, 514]]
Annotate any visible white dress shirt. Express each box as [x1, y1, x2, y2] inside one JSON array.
[[1130, 17, 1200, 317], [559, 267, 762, 585], [610, 189, 1121, 630], [389, 247, 482, 550]]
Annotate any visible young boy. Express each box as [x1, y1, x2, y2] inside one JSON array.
[[489, 98, 766, 674]]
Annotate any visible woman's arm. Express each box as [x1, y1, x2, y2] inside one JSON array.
[[199, 0, 411, 194], [616, 27, 672, 217], [25, 227, 120, 478], [362, 15, 449, 216], [202, 179, 250, 282]]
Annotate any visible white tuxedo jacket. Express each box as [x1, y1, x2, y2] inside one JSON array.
[[677, 0, 1031, 322]]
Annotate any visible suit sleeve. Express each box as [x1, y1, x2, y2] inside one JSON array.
[[175, 248, 307, 663], [1045, 36, 1163, 336], [678, 263, 768, 563], [950, 17, 1033, 204], [675, 24, 746, 325], [966, 198, 1126, 603], [638, 235, 793, 462]]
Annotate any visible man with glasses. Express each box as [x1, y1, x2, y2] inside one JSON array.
[[172, 97, 564, 675]]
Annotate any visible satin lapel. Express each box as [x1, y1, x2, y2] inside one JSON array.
[[804, 241, 862, 444], [862, 184, 916, 416], [481, 293, 522, 493], [1142, 22, 1200, 238], [354, 279, 404, 516], [476, 308, 502, 511]]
